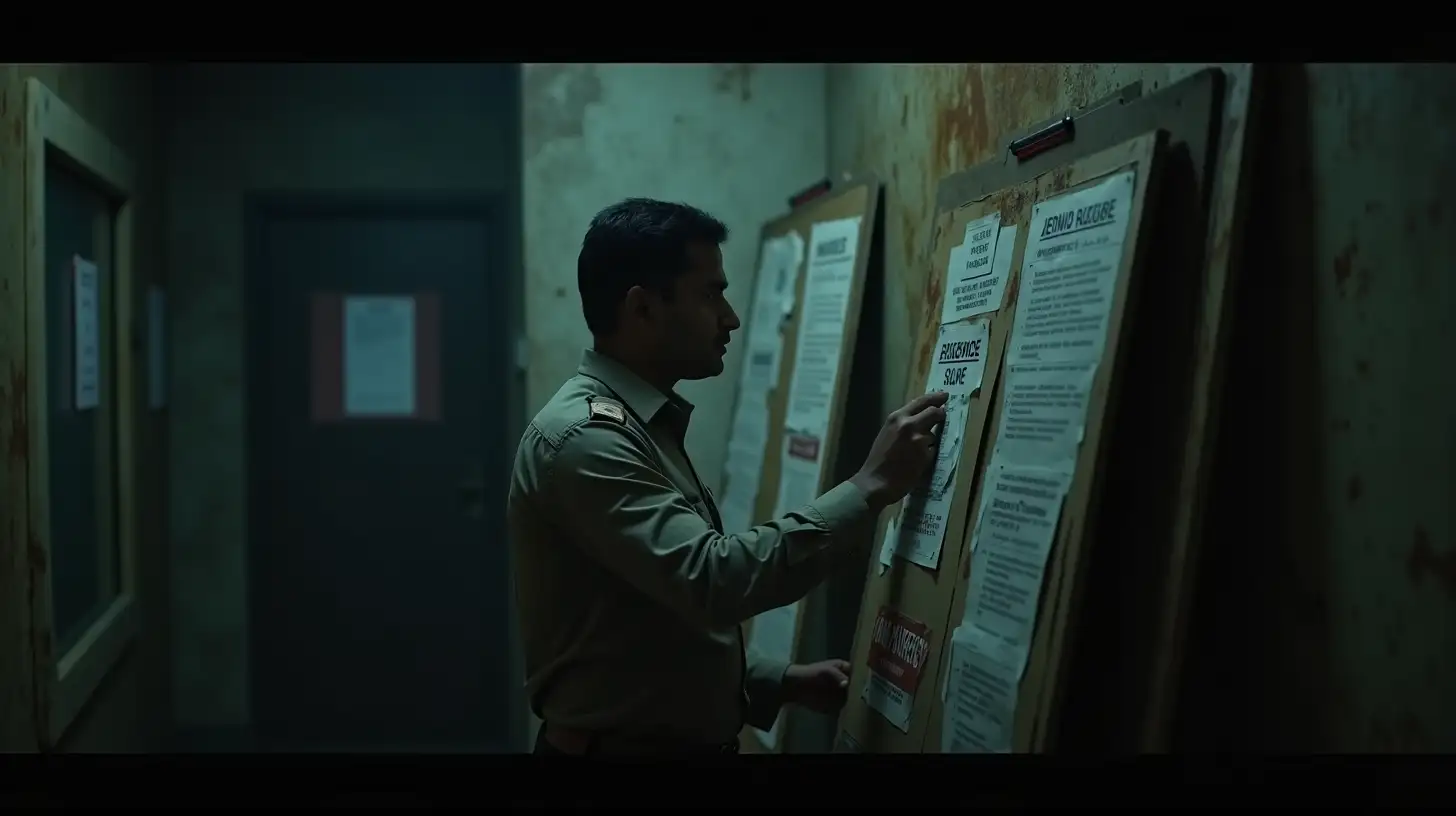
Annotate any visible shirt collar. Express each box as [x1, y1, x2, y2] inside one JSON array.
[[577, 348, 695, 429]]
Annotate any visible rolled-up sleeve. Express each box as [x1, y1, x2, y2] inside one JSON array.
[[544, 419, 876, 628]]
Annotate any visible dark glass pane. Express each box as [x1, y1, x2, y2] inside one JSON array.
[[45, 153, 118, 654]]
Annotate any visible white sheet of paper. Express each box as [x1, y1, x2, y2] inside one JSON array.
[[982, 223, 1019, 316], [343, 295, 417, 417], [744, 237, 793, 363], [993, 362, 1097, 473], [72, 256, 101, 411], [719, 237, 797, 533], [877, 515, 900, 575], [960, 465, 1072, 667], [939, 214, 1002, 325], [941, 626, 1020, 753], [782, 216, 861, 437], [718, 463, 759, 535], [1009, 170, 1136, 367], [861, 666, 918, 734], [758, 716, 784, 750], [771, 433, 824, 518], [747, 600, 799, 665], [147, 287, 166, 410], [885, 318, 991, 570], [748, 601, 801, 749]]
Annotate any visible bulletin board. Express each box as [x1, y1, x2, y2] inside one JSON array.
[[834, 174, 1035, 754], [733, 175, 882, 754], [836, 66, 1263, 753]]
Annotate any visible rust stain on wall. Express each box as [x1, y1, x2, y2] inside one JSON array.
[[984, 63, 1061, 130], [930, 65, 991, 179], [522, 64, 603, 162], [898, 206, 925, 328], [1045, 165, 1075, 194]]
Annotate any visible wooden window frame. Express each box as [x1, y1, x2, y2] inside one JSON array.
[[23, 78, 139, 746]]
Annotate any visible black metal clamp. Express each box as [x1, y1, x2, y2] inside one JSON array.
[[1009, 115, 1076, 162]]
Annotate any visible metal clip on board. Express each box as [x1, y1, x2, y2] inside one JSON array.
[[788, 178, 833, 210], [1009, 115, 1076, 162]]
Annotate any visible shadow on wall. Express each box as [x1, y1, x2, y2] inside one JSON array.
[[1176, 64, 1333, 752]]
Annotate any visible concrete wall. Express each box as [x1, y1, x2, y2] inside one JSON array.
[[825, 63, 1455, 751], [521, 63, 828, 491], [0, 64, 170, 751], [159, 64, 523, 732]]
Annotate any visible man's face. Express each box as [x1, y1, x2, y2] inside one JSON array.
[[654, 242, 741, 381]]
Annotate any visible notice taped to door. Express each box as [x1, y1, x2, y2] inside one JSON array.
[[72, 255, 101, 411], [861, 606, 933, 733], [343, 295, 417, 417]]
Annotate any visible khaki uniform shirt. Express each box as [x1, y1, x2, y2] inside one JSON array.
[[508, 349, 876, 744]]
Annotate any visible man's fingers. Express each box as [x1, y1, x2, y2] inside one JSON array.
[[898, 391, 949, 418], [828, 659, 852, 687], [905, 404, 949, 432]]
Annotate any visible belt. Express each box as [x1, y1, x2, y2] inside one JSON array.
[[542, 723, 740, 757]]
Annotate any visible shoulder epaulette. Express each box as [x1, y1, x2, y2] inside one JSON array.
[[586, 397, 626, 424]]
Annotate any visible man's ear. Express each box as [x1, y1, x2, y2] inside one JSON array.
[[623, 285, 655, 323]]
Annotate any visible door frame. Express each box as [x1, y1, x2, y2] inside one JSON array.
[[241, 190, 521, 750], [18, 77, 143, 749]]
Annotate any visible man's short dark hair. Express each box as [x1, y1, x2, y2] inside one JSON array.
[[577, 198, 729, 336]]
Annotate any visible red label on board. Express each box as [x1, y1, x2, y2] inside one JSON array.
[[786, 434, 821, 462], [866, 606, 932, 695]]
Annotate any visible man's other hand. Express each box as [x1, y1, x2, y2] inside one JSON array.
[[783, 659, 853, 714]]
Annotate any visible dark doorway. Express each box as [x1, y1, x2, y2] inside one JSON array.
[[245, 192, 511, 751]]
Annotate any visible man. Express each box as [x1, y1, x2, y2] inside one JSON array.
[[509, 198, 947, 756]]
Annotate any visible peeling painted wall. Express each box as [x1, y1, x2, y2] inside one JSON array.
[[0, 63, 169, 751], [521, 63, 828, 492], [827, 63, 1455, 750], [159, 64, 522, 732]]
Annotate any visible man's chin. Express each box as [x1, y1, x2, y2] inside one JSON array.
[[680, 358, 726, 381]]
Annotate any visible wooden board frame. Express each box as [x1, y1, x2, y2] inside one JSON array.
[[836, 184, 1033, 753], [837, 66, 1263, 753], [738, 176, 882, 753], [23, 77, 141, 746], [938, 133, 1167, 753]]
